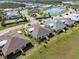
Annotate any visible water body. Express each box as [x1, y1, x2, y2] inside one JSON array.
[[45, 8, 64, 15]]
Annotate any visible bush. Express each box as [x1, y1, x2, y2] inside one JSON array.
[[44, 40, 48, 44], [44, 44, 47, 48], [31, 13, 37, 17], [28, 24, 31, 26], [39, 19, 42, 22]]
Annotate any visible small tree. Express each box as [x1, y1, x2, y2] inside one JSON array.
[[74, 8, 77, 11], [0, 15, 2, 21], [44, 44, 47, 48], [28, 24, 31, 26], [23, 16, 27, 21], [39, 19, 42, 22], [1, 18, 5, 26], [60, 15, 62, 17], [66, 13, 68, 15], [48, 13, 51, 17], [21, 15, 28, 22], [31, 13, 37, 17], [0, 12, 5, 26]]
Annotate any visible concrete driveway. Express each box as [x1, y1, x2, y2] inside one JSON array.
[[0, 18, 39, 36]]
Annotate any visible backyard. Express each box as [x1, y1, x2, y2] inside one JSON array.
[[0, 21, 30, 30], [0, 10, 30, 30], [26, 26, 79, 59]]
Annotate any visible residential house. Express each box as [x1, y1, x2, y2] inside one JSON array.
[[0, 32, 31, 58], [44, 20, 66, 33], [75, 11, 79, 14], [26, 24, 52, 42], [5, 9, 21, 19], [63, 15, 79, 22], [3, 9, 24, 24], [60, 18, 75, 27]]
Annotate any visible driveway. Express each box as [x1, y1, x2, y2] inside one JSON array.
[[0, 18, 39, 36], [0, 25, 23, 36]]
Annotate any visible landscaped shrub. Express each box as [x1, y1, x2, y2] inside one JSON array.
[[31, 13, 37, 17], [28, 24, 31, 26], [44, 44, 47, 48]]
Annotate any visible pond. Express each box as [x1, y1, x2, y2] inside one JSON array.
[[45, 8, 64, 15]]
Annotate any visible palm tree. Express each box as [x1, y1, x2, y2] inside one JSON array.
[[48, 13, 51, 17], [0, 10, 5, 25], [23, 16, 27, 21], [1, 18, 5, 26]]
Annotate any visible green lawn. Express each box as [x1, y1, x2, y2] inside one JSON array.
[[0, 21, 30, 30], [26, 28, 79, 59]]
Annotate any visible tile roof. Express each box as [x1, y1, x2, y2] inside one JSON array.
[[32, 24, 51, 39], [0, 32, 30, 56], [65, 18, 75, 26]]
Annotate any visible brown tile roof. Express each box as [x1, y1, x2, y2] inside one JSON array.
[[0, 35, 10, 42], [0, 32, 30, 56], [32, 24, 51, 39]]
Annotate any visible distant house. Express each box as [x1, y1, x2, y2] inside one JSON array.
[[0, 32, 31, 57], [70, 14, 79, 21], [26, 24, 52, 42], [5, 10, 21, 19], [44, 20, 66, 33], [60, 18, 75, 27], [3, 9, 24, 24], [63, 15, 79, 22]]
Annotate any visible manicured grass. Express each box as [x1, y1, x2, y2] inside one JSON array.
[[26, 28, 79, 59], [0, 21, 30, 30]]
